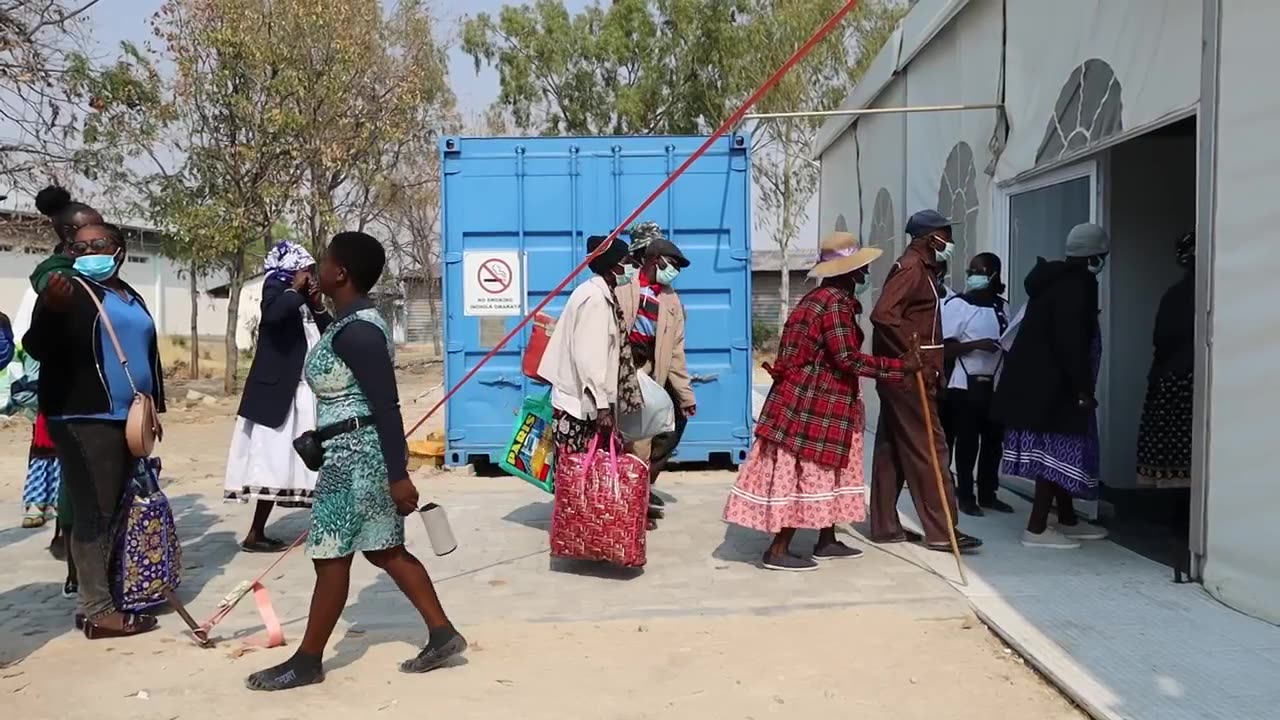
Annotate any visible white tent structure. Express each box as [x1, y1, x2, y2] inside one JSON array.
[[813, 0, 1280, 625]]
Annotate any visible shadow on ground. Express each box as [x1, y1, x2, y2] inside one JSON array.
[[0, 581, 67, 667]]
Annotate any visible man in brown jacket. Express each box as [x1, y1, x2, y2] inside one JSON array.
[[869, 209, 982, 553], [617, 223, 696, 520]]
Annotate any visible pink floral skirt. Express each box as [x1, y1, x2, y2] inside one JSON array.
[[722, 434, 867, 534]]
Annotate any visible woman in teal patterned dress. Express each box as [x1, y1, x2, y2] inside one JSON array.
[[247, 231, 466, 692]]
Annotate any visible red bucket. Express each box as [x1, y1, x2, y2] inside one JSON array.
[[523, 313, 555, 382]]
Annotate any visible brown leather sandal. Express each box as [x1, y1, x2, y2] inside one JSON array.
[[82, 613, 158, 640]]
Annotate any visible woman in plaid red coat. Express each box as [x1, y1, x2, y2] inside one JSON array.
[[723, 231, 916, 572]]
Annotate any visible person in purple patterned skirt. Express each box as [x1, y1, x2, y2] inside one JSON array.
[[993, 223, 1111, 549]]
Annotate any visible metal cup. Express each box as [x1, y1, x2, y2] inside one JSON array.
[[417, 503, 457, 557]]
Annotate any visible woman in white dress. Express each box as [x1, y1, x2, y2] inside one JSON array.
[[224, 241, 330, 552]]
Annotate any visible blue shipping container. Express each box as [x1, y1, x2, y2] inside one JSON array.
[[440, 134, 754, 468]]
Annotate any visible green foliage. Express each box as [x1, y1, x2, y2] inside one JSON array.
[[462, 0, 905, 139], [463, 0, 758, 136], [71, 0, 455, 391], [0, 1, 104, 186], [752, 312, 778, 351]]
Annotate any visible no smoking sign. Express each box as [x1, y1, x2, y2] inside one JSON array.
[[477, 258, 513, 294], [463, 251, 522, 317]]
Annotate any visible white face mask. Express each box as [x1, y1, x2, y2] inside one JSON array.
[[935, 239, 956, 263], [1088, 256, 1107, 275]]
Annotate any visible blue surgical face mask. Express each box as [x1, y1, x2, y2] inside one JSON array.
[[74, 252, 120, 281], [965, 274, 991, 292], [616, 264, 638, 287], [855, 276, 870, 296], [655, 264, 680, 286]]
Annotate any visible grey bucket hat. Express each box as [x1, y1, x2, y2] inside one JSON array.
[[1065, 223, 1110, 258]]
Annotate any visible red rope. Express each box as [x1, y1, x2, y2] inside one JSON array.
[[197, 0, 862, 646], [404, 0, 862, 439]]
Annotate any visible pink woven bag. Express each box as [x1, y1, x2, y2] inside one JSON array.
[[550, 433, 649, 567]]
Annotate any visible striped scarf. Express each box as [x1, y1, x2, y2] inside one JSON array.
[[628, 280, 661, 349]]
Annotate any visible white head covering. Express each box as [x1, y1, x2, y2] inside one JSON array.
[[264, 241, 316, 283]]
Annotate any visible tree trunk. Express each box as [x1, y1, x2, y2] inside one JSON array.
[[779, 243, 791, 330], [188, 260, 200, 380], [427, 273, 441, 356], [778, 125, 794, 330], [222, 252, 245, 395]]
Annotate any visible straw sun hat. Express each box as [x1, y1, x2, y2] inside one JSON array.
[[807, 231, 882, 279]]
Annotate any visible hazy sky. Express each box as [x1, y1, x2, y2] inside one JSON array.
[[79, 0, 816, 250], [85, 0, 595, 117]]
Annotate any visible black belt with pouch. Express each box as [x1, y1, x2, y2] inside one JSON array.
[[965, 374, 996, 408], [293, 415, 376, 472], [958, 352, 1001, 410]]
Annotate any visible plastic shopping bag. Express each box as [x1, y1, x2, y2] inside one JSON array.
[[619, 371, 675, 442], [550, 433, 649, 567], [499, 391, 557, 493]]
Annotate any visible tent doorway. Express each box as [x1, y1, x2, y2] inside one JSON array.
[[1098, 116, 1197, 570], [998, 116, 1198, 570]]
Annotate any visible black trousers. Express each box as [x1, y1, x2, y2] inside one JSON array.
[[647, 409, 688, 483], [46, 420, 132, 618], [947, 388, 1004, 503]]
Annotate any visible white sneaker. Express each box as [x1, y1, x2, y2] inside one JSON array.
[[1021, 528, 1081, 549], [1056, 522, 1108, 541]]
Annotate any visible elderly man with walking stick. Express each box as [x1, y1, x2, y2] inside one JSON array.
[[868, 209, 982, 557]]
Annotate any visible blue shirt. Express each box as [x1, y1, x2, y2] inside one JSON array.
[[61, 289, 155, 422]]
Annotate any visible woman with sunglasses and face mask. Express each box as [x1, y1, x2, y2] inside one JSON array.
[[993, 223, 1110, 549], [23, 221, 166, 638]]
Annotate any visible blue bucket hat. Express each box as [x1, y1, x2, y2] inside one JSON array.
[[905, 209, 954, 238]]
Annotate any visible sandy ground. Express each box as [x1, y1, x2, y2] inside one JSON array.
[[0, 359, 1085, 720]]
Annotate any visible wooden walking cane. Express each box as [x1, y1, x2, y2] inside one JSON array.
[[910, 332, 968, 585]]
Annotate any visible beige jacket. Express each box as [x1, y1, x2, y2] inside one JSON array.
[[615, 281, 696, 409], [537, 276, 620, 421]]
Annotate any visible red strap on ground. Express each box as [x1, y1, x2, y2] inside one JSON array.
[[196, 0, 862, 649], [196, 529, 305, 648]]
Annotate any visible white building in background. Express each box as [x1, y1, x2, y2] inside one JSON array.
[[814, 0, 1280, 625], [0, 210, 239, 338]]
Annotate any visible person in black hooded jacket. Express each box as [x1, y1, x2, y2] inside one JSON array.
[[993, 223, 1109, 550]]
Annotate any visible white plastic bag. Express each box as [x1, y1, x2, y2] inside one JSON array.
[[619, 371, 675, 441]]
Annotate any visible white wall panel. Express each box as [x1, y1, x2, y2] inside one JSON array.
[[996, 0, 1200, 180], [1203, 0, 1280, 626]]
